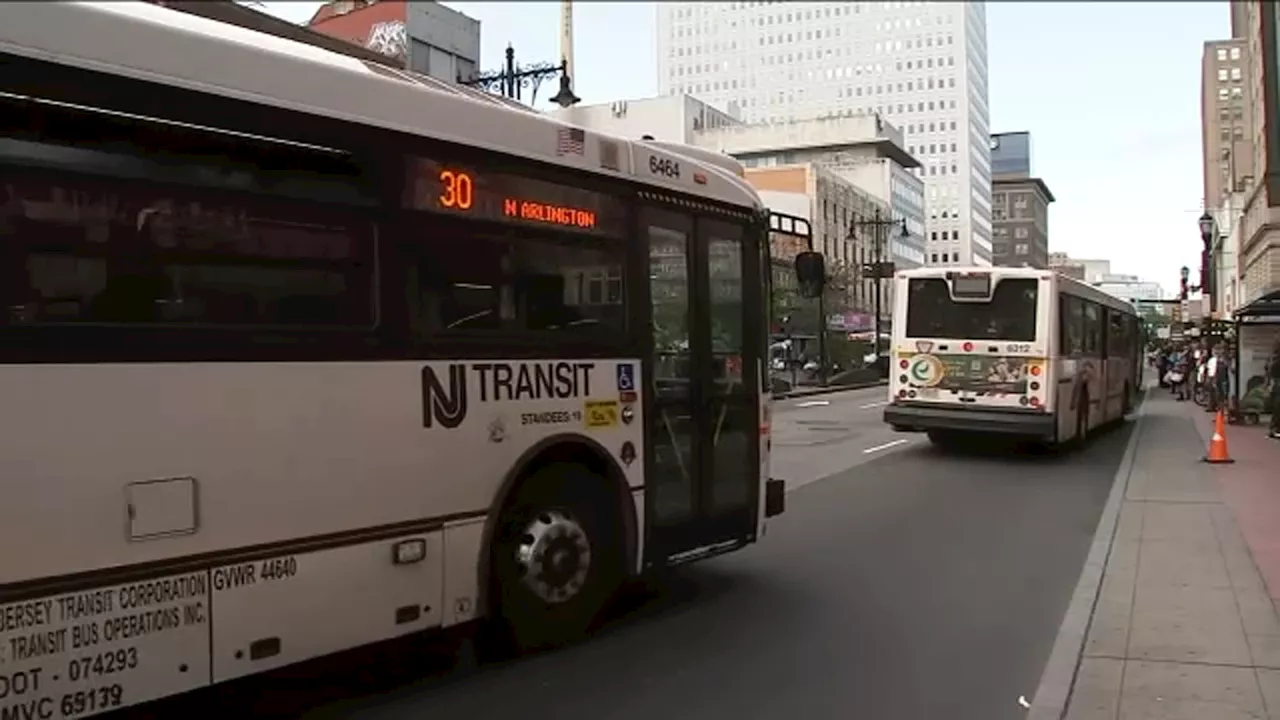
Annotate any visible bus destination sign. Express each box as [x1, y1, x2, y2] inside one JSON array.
[[948, 271, 992, 298], [403, 157, 626, 238]]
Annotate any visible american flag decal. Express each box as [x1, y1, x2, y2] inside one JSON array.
[[556, 127, 585, 156]]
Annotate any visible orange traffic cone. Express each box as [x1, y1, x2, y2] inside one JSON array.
[[1203, 409, 1235, 464]]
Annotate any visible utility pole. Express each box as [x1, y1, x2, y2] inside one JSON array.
[[849, 208, 908, 376]]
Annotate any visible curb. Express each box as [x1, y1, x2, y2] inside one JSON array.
[[775, 379, 887, 399], [1026, 387, 1149, 720]]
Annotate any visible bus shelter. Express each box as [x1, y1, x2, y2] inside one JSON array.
[[1232, 289, 1280, 412]]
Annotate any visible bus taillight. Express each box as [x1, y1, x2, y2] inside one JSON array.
[[1029, 365, 1042, 377], [962, 342, 974, 352], [899, 358, 909, 369], [1029, 396, 1041, 407]]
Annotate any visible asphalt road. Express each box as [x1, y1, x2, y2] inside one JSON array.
[[124, 387, 1135, 720]]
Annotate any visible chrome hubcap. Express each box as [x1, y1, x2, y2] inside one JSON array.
[[515, 510, 591, 604]]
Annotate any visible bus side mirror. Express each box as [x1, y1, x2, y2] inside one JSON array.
[[794, 251, 825, 299]]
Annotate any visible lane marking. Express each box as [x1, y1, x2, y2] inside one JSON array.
[[859, 401, 888, 409], [862, 438, 909, 454], [796, 400, 830, 408]]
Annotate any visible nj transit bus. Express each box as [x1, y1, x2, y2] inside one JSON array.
[[0, 3, 814, 718], [883, 267, 1142, 447]]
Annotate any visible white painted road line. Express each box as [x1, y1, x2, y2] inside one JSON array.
[[862, 438, 909, 454], [796, 400, 830, 408], [859, 401, 888, 409]]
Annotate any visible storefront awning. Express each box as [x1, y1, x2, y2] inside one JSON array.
[[1234, 289, 1280, 320]]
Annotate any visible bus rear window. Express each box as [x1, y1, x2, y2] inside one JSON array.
[[905, 277, 1039, 341]]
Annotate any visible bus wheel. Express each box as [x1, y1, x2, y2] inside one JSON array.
[[1122, 383, 1133, 417], [927, 429, 958, 449], [491, 462, 624, 652]]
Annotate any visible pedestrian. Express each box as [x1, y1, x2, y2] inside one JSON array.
[[1164, 346, 1181, 394], [1208, 344, 1229, 413], [1173, 348, 1191, 401]]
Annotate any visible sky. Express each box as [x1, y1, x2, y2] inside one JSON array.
[[261, 1, 1230, 297]]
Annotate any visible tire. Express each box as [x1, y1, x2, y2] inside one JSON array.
[[1122, 383, 1133, 417], [490, 462, 624, 653], [927, 429, 958, 448]]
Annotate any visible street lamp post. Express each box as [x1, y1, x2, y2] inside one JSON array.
[[459, 45, 581, 108], [849, 207, 909, 375], [1197, 211, 1216, 310], [1179, 264, 1204, 302]]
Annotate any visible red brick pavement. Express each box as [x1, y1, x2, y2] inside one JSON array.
[[1188, 400, 1280, 604]]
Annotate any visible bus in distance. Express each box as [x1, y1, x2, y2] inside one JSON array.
[[883, 267, 1141, 448], [0, 3, 816, 718]]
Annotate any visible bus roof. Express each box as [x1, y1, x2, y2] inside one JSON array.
[[0, 1, 765, 212], [894, 266, 1056, 282], [895, 266, 1138, 316]]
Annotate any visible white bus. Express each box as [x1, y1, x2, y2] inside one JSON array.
[[0, 4, 814, 718], [883, 267, 1142, 447]]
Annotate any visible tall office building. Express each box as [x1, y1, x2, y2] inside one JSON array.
[[989, 131, 1031, 176], [1200, 39, 1254, 211], [657, 1, 993, 266]]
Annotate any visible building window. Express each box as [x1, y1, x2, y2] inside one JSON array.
[[1220, 87, 1230, 100], [1015, 227, 1029, 239], [1014, 243, 1029, 255], [1219, 68, 1229, 82], [1218, 48, 1228, 61], [1231, 67, 1242, 81], [1231, 47, 1241, 60]]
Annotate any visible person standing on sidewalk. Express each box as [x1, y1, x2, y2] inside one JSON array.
[[1268, 339, 1280, 439], [1206, 345, 1223, 412], [1171, 346, 1192, 401]]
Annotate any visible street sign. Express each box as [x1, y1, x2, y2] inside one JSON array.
[[860, 261, 896, 279]]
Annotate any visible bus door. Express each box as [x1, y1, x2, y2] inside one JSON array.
[[641, 207, 761, 563]]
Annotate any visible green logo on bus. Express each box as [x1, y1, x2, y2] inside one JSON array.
[[907, 354, 944, 387]]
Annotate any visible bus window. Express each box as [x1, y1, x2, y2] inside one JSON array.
[[406, 224, 627, 336], [1059, 295, 1082, 355], [1, 172, 374, 329], [905, 277, 1038, 341], [1107, 309, 1128, 357], [1083, 301, 1102, 354]]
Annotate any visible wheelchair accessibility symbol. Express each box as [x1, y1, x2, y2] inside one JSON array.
[[907, 354, 945, 388], [616, 363, 636, 392]]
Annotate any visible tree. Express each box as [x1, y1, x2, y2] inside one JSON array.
[[767, 257, 874, 378]]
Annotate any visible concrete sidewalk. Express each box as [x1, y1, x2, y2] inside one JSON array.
[[1040, 388, 1280, 719]]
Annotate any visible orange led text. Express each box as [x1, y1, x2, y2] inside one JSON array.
[[438, 170, 474, 210], [503, 198, 597, 230]]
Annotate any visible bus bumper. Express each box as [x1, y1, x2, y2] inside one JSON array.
[[884, 402, 1055, 439], [764, 478, 786, 517]]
